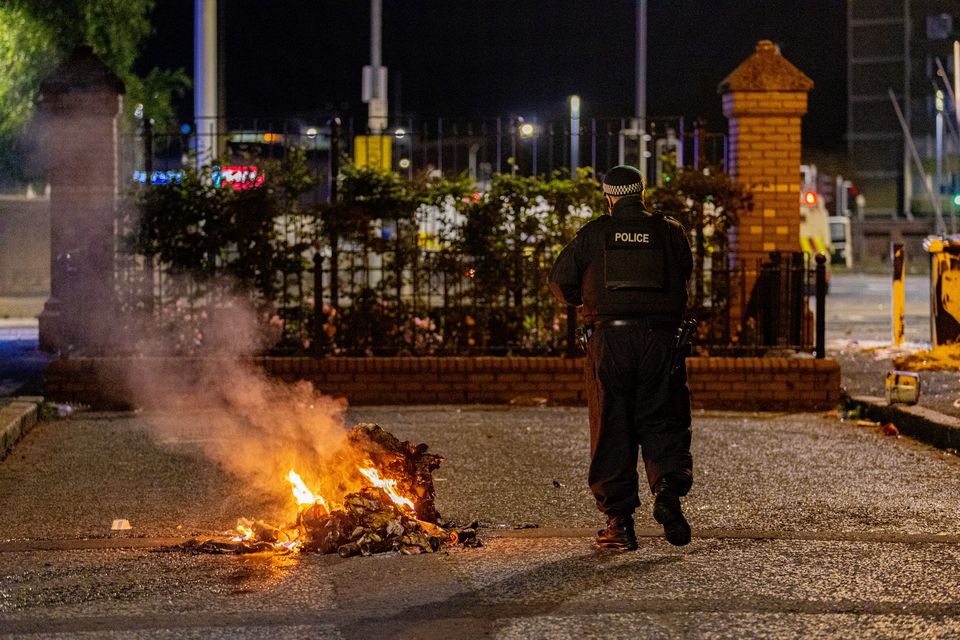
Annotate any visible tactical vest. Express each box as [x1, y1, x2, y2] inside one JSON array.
[[580, 211, 687, 320]]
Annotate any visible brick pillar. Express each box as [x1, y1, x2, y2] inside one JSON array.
[[719, 40, 813, 338], [720, 40, 813, 258], [37, 46, 124, 353]]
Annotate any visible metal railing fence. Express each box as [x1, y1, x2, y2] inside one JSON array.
[[113, 216, 820, 357], [119, 115, 728, 197], [111, 114, 824, 358]]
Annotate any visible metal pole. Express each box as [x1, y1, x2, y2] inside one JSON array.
[[937, 95, 948, 232], [370, 0, 381, 68], [692, 122, 700, 171], [617, 117, 625, 165], [888, 88, 942, 232], [955, 41, 960, 133], [934, 56, 960, 234], [636, 0, 647, 167], [902, 0, 913, 216], [935, 59, 960, 146], [496, 117, 502, 174], [790, 252, 803, 347], [194, 0, 217, 167], [143, 119, 155, 315], [366, 0, 387, 133], [815, 253, 826, 358], [329, 118, 341, 312], [570, 95, 580, 175], [955, 42, 960, 236], [678, 116, 685, 167], [532, 126, 538, 176], [835, 175, 845, 217], [312, 252, 323, 356], [408, 116, 414, 180], [468, 143, 479, 179]]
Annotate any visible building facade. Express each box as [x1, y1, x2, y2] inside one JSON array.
[[848, 0, 959, 219]]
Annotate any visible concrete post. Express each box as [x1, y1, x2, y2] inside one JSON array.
[[37, 46, 124, 353]]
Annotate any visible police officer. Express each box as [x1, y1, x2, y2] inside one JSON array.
[[548, 165, 693, 550]]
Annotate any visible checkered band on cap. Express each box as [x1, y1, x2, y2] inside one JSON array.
[[602, 165, 644, 196], [602, 181, 644, 196]]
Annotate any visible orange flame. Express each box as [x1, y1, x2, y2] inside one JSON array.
[[233, 522, 254, 541], [287, 469, 329, 513], [358, 465, 416, 512]]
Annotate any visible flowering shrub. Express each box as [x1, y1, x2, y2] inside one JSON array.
[[398, 315, 443, 356]]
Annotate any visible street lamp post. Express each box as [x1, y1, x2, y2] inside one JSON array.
[[636, 0, 647, 178], [936, 90, 951, 234], [955, 41, 960, 133], [363, 0, 388, 133], [512, 119, 535, 175], [531, 121, 538, 175], [194, 0, 218, 168], [518, 120, 536, 175], [570, 95, 580, 175]]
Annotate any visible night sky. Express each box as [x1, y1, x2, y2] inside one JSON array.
[[138, 1, 846, 152]]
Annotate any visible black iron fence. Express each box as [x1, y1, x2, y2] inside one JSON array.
[[119, 115, 728, 198], [694, 251, 822, 356], [114, 218, 823, 358], [113, 116, 825, 358]]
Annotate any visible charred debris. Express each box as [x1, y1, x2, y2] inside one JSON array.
[[164, 423, 481, 557]]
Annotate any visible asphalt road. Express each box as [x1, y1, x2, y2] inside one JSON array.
[[0, 320, 48, 399], [825, 272, 960, 417], [825, 271, 931, 345], [2, 406, 959, 638]]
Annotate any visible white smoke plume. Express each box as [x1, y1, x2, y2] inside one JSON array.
[[121, 291, 370, 521]]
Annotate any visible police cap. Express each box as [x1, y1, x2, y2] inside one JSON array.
[[602, 165, 645, 197]]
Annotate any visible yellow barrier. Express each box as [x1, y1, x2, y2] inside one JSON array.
[[926, 237, 960, 347], [891, 243, 904, 346]]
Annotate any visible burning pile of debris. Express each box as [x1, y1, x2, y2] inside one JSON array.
[[169, 423, 479, 557]]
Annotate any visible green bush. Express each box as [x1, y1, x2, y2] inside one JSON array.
[[130, 158, 748, 356]]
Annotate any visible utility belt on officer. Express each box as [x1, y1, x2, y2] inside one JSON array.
[[576, 317, 697, 375], [595, 317, 678, 330], [575, 317, 678, 351]]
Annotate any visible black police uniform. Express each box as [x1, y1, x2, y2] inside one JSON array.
[[548, 193, 694, 519]]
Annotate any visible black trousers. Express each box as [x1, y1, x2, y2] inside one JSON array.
[[584, 324, 693, 516]]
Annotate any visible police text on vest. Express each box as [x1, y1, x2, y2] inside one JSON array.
[[614, 232, 650, 243]]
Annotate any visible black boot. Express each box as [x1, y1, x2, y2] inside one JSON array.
[[652, 480, 691, 547], [594, 514, 637, 550]]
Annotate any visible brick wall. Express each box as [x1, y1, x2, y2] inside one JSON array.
[[45, 356, 841, 412], [684, 357, 838, 410]]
